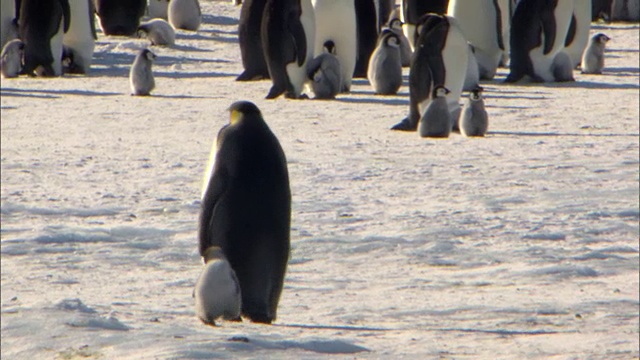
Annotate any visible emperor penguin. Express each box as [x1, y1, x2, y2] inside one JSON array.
[[581, 33, 610, 74], [611, 0, 640, 21], [367, 29, 402, 95], [168, 0, 202, 31], [1, 0, 17, 49], [460, 86, 489, 137], [95, 0, 146, 36], [129, 49, 156, 96], [307, 40, 342, 99], [401, 0, 449, 50], [447, 0, 505, 80], [312, 0, 356, 92], [148, 0, 171, 20], [138, 18, 176, 46], [19, 0, 70, 77], [1, 39, 24, 78], [563, 0, 592, 69], [419, 85, 451, 138], [386, 17, 412, 67], [237, 0, 270, 81], [391, 14, 468, 132], [62, 0, 97, 74], [463, 44, 481, 92], [194, 246, 242, 326], [505, 0, 575, 83], [199, 101, 291, 324], [262, 0, 315, 99], [353, 0, 379, 78]]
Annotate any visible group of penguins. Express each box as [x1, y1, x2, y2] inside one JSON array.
[[1, 0, 638, 327]]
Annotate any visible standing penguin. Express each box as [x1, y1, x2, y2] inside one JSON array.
[[307, 40, 342, 99], [95, 0, 146, 36], [62, 0, 97, 74], [581, 33, 610, 74], [419, 85, 451, 138], [386, 17, 412, 67], [353, 0, 379, 78], [19, 0, 70, 76], [199, 101, 291, 324], [138, 18, 176, 46], [129, 49, 156, 96], [262, 0, 315, 99], [237, 0, 270, 81], [148, 0, 171, 19], [563, 0, 592, 69], [1, 0, 17, 49], [367, 29, 402, 95], [401, 0, 449, 50], [312, 0, 357, 92], [459, 86, 488, 137], [194, 246, 242, 326], [1, 39, 24, 78], [168, 0, 202, 31], [611, 0, 640, 21]]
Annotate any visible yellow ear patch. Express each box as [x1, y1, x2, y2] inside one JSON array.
[[230, 110, 242, 125]]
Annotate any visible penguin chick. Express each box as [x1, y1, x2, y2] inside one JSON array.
[[1, 39, 24, 78], [367, 29, 402, 95], [460, 86, 488, 137], [307, 40, 342, 99], [194, 246, 242, 326], [419, 85, 451, 138], [581, 33, 610, 74], [138, 18, 176, 46], [386, 17, 412, 67], [129, 49, 156, 96]]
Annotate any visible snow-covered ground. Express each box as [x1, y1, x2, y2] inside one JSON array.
[[1, 1, 639, 358]]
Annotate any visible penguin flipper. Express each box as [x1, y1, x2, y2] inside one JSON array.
[[541, 6, 556, 55], [287, 12, 307, 67], [60, 0, 71, 33], [493, 0, 504, 51], [198, 147, 229, 256], [89, 0, 98, 40]]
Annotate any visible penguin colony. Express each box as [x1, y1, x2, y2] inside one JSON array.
[[0, 0, 635, 327]]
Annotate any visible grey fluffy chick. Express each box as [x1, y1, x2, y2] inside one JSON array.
[[138, 18, 175, 46], [419, 85, 451, 138], [386, 18, 412, 67], [581, 33, 610, 74], [1, 39, 24, 78], [130, 49, 156, 96], [367, 29, 402, 95], [307, 40, 342, 99], [460, 86, 488, 137]]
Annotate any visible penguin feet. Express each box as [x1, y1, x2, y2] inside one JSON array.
[[236, 71, 267, 81], [390, 118, 417, 131]]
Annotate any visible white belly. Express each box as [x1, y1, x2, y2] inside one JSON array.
[[63, 0, 96, 72]]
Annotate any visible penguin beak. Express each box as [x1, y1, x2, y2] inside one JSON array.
[[230, 110, 242, 125]]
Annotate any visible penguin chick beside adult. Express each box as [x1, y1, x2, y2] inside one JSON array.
[[138, 18, 176, 46], [419, 85, 451, 138], [460, 86, 488, 137], [129, 49, 156, 96], [1, 39, 24, 78], [307, 40, 342, 99], [194, 246, 242, 326], [386, 17, 412, 67], [581, 33, 610, 74], [367, 29, 402, 95]]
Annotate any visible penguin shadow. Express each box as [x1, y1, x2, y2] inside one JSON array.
[[201, 14, 239, 27], [544, 80, 640, 90], [607, 47, 640, 54], [602, 66, 640, 77], [1, 87, 121, 98], [335, 94, 408, 106], [489, 130, 640, 138], [154, 70, 238, 79], [174, 30, 239, 44], [591, 24, 640, 31], [149, 94, 217, 99], [273, 322, 389, 332], [165, 43, 213, 53]]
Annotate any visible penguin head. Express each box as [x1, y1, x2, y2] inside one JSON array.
[[202, 246, 226, 264], [388, 18, 403, 31], [228, 101, 262, 125], [433, 85, 450, 98], [383, 32, 400, 48], [470, 86, 484, 101], [323, 40, 336, 55], [137, 26, 149, 39], [594, 33, 611, 45], [142, 49, 156, 62]]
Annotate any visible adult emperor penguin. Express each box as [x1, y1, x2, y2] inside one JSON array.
[[138, 18, 176, 46], [353, 0, 379, 78], [391, 14, 468, 131], [194, 246, 242, 326], [129, 49, 156, 96], [611, 0, 640, 21], [505, 0, 574, 83], [563, 0, 592, 69], [581, 33, 610, 74], [307, 40, 342, 99], [463, 44, 480, 91], [312, 0, 356, 92], [1, 0, 17, 49], [19, 0, 70, 76], [447, 0, 505, 80], [237, 0, 270, 81], [401, 0, 449, 50], [62, 0, 97, 74], [367, 29, 402, 95], [387, 17, 412, 67], [148, 0, 171, 20], [95, 0, 146, 36], [460, 86, 488, 137], [262, 0, 315, 99], [1, 39, 24, 78], [168, 0, 202, 31], [419, 85, 451, 138], [199, 101, 291, 324]]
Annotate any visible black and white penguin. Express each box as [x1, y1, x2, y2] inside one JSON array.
[[19, 0, 70, 76], [62, 0, 97, 74], [367, 29, 402, 95], [262, 0, 315, 99], [463, 44, 480, 91], [581, 33, 610, 74], [353, 0, 379, 78], [95, 0, 146, 36], [148, 0, 171, 20], [401, 0, 449, 50], [611, 0, 640, 21], [376, 0, 396, 30], [1, 38, 24, 78], [129, 48, 156, 96], [391, 14, 468, 131], [460, 86, 488, 137], [138, 18, 176, 46], [506, 0, 574, 83], [563, 0, 592, 69], [168, 0, 202, 31], [199, 101, 291, 324], [312, 0, 356, 92], [1, 0, 17, 49], [447, 0, 504, 80], [592, 0, 613, 20], [194, 246, 242, 326], [237, 0, 270, 81], [307, 40, 342, 99], [419, 85, 451, 138], [386, 17, 412, 67]]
